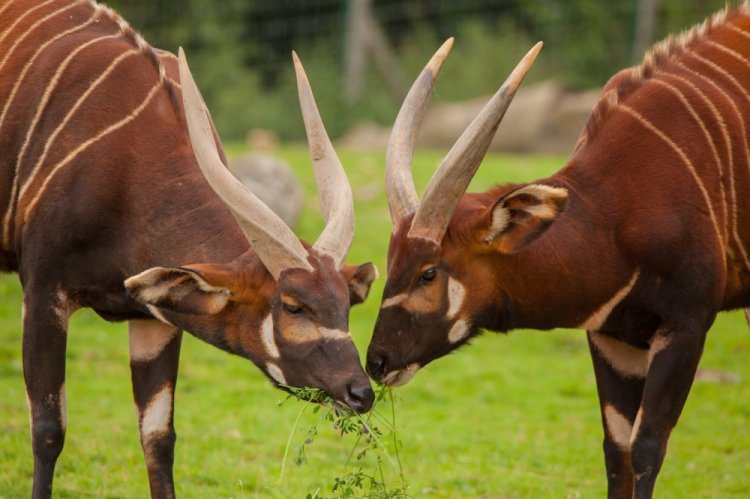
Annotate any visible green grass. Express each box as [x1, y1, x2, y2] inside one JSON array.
[[1, 148, 749, 497]]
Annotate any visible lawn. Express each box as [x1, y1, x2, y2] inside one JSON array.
[[1, 147, 748, 498]]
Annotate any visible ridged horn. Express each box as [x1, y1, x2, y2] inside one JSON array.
[[292, 51, 354, 269], [178, 48, 313, 280], [385, 38, 454, 224], [408, 41, 543, 243]]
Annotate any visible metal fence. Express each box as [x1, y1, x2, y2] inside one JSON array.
[[106, 0, 729, 140]]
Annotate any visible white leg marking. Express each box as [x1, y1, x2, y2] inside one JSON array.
[[381, 293, 407, 309], [604, 404, 633, 450], [578, 271, 639, 331], [25, 389, 33, 436], [260, 314, 279, 359], [59, 383, 67, 432], [446, 277, 466, 320], [140, 385, 172, 439], [128, 319, 179, 362], [630, 407, 644, 446], [588, 331, 648, 378], [447, 319, 470, 344], [647, 334, 671, 367], [22, 78, 164, 224], [266, 363, 286, 385]]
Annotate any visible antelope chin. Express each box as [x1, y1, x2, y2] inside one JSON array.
[[382, 363, 421, 387]]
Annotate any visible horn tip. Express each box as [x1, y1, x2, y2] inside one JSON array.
[[291, 51, 306, 81], [427, 37, 454, 76], [529, 41, 544, 60]]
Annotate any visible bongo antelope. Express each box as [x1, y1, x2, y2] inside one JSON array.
[[1, 1, 376, 497], [367, 5, 750, 497]]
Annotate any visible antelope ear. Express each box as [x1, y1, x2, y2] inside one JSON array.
[[484, 184, 568, 253], [341, 262, 379, 305], [125, 265, 232, 316]]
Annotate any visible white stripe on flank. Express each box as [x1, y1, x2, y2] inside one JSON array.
[[706, 39, 750, 73], [678, 56, 750, 271], [0, 0, 84, 75], [0, 0, 58, 46], [650, 78, 728, 243], [619, 105, 724, 255], [579, 271, 639, 331], [660, 72, 731, 239], [0, 12, 98, 135], [22, 78, 164, 223], [2, 32, 123, 247], [0, 0, 21, 20], [728, 23, 750, 42], [18, 48, 140, 204]]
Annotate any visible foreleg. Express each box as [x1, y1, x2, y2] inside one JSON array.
[[129, 319, 182, 499]]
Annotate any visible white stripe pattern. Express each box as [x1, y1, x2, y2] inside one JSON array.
[[0, 10, 99, 135], [678, 54, 750, 271], [2, 32, 123, 246], [0, 0, 58, 46], [23, 77, 164, 223], [619, 105, 724, 255], [650, 78, 728, 243], [18, 48, 140, 205], [0, 0, 84, 75]]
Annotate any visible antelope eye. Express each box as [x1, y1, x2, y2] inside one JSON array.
[[418, 267, 437, 285], [282, 302, 304, 315]]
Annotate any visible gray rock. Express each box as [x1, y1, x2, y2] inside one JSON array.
[[230, 153, 303, 228]]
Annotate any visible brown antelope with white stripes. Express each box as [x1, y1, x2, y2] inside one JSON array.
[[1, 1, 378, 497], [366, 5, 750, 498]]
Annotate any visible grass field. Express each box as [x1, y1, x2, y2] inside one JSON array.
[[1, 147, 749, 498]]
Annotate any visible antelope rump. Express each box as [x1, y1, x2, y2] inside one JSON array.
[[367, 5, 750, 498], [0, 0, 377, 497]]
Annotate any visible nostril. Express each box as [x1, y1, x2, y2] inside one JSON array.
[[366, 354, 387, 380], [347, 383, 375, 413]]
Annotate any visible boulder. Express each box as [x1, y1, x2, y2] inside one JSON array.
[[419, 81, 599, 154], [337, 81, 601, 155], [229, 152, 303, 228]]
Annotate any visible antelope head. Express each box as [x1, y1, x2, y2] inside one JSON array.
[[366, 40, 554, 387], [125, 50, 378, 412]]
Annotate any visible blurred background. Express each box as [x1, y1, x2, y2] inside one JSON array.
[[106, 0, 727, 149]]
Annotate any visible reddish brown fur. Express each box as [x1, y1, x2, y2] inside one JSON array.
[[369, 4, 750, 497], [1, 1, 376, 497]]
